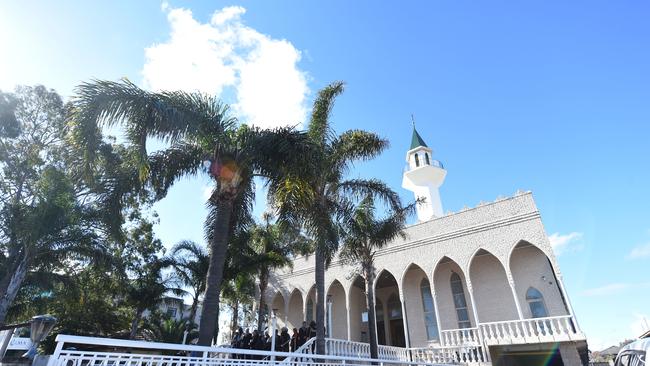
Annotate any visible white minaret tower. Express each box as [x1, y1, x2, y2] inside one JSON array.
[[401, 120, 447, 221]]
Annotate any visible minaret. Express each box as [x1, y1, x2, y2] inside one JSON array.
[[401, 122, 447, 221]]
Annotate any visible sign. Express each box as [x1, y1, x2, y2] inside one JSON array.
[[8, 337, 32, 350]]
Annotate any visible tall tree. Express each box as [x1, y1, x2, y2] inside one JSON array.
[[272, 82, 401, 354], [0, 85, 138, 324], [339, 195, 414, 359], [124, 258, 184, 339], [168, 240, 209, 327], [249, 215, 311, 331], [72, 79, 310, 345]]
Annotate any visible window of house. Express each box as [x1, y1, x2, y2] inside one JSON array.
[[166, 307, 177, 318], [526, 287, 549, 318], [420, 279, 439, 340], [414, 154, 420, 167], [450, 272, 471, 328], [425, 153, 430, 165]]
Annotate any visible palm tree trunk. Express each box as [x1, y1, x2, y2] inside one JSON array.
[[257, 271, 268, 332], [364, 263, 378, 360], [315, 246, 326, 354], [0, 254, 28, 325], [130, 310, 144, 339], [197, 199, 234, 346], [189, 296, 199, 327]]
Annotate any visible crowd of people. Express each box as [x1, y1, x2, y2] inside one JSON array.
[[231, 321, 317, 357]]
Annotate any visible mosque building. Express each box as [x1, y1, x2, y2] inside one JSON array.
[[266, 127, 588, 366]]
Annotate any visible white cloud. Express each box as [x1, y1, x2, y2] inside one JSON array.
[[581, 282, 650, 297], [626, 242, 650, 260], [548, 232, 583, 255], [142, 5, 309, 129]]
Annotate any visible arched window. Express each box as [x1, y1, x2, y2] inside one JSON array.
[[425, 152, 430, 165], [450, 272, 471, 328], [420, 278, 439, 340], [414, 153, 420, 167], [526, 287, 548, 318], [306, 298, 313, 322]]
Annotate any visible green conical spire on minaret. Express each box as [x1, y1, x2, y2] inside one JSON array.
[[410, 115, 428, 149]]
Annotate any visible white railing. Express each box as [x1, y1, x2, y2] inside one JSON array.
[[49, 335, 448, 366], [326, 338, 410, 360], [440, 327, 481, 347], [478, 315, 583, 345], [411, 345, 488, 365], [284, 337, 410, 362]]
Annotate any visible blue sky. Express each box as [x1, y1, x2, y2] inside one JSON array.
[[2, 0, 649, 350]]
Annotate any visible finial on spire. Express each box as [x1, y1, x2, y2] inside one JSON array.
[[411, 114, 416, 128]]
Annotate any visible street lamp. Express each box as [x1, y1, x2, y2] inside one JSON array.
[[22, 315, 57, 359]]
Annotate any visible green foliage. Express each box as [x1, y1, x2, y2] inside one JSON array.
[[142, 312, 197, 344], [0, 85, 137, 324]]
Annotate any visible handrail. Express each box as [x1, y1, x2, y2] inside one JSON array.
[[51, 335, 443, 366], [478, 314, 573, 326]]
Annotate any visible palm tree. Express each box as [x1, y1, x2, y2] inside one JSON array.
[[168, 241, 209, 327], [221, 272, 255, 336], [271, 82, 402, 354], [73, 80, 311, 345], [143, 313, 197, 344], [124, 259, 184, 339], [250, 214, 311, 331], [339, 195, 414, 359]]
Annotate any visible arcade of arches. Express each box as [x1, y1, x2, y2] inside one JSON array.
[[263, 242, 571, 348]]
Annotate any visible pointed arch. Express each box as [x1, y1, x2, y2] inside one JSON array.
[[373, 269, 405, 347], [326, 279, 347, 339], [348, 275, 368, 342], [271, 291, 287, 329], [509, 241, 569, 318], [469, 248, 519, 322], [287, 289, 304, 330], [401, 263, 439, 344], [305, 285, 316, 323], [433, 256, 476, 330]]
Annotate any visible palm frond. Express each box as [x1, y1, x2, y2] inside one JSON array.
[[307, 81, 345, 147]]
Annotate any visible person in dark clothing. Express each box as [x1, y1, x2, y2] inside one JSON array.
[[241, 328, 253, 359], [251, 330, 265, 359], [242, 329, 252, 349], [263, 331, 271, 351], [290, 328, 299, 352], [308, 321, 317, 353], [280, 327, 290, 352], [308, 321, 317, 339], [299, 321, 309, 346]]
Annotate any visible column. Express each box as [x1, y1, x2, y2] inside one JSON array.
[[506, 271, 524, 319], [284, 295, 290, 326], [466, 279, 489, 362], [346, 289, 352, 341], [559, 342, 583, 366], [465, 278, 480, 326]]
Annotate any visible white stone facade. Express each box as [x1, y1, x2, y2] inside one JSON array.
[[265, 192, 588, 365]]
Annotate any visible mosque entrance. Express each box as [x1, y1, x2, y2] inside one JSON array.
[[375, 270, 406, 347]]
